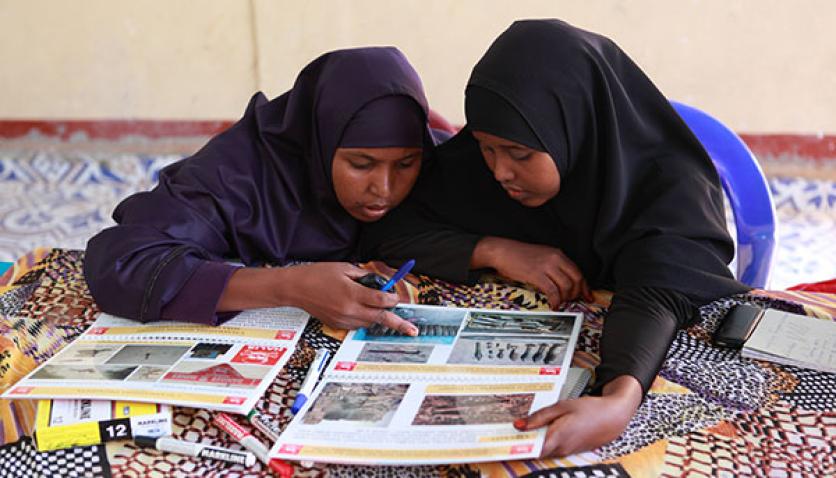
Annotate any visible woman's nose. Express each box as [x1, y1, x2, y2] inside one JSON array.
[[369, 168, 393, 197], [492, 156, 515, 182]]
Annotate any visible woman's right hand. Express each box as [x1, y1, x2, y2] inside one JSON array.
[[472, 237, 592, 309], [281, 262, 418, 335]]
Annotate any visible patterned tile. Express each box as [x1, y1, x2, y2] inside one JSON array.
[[769, 176, 836, 289], [0, 149, 180, 262], [0, 147, 833, 290]]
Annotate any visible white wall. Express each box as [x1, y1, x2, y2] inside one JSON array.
[[1, 0, 834, 133]]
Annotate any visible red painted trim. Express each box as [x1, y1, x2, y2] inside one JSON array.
[[0, 120, 233, 141], [739, 134, 835, 160], [0, 120, 833, 160]]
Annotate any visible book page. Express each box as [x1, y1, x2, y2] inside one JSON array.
[[271, 304, 583, 465], [329, 305, 577, 379], [3, 307, 309, 413]]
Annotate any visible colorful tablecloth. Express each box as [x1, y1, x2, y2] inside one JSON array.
[[0, 249, 833, 477]]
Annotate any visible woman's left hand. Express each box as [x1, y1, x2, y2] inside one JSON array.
[[513, 375, 643, 457]]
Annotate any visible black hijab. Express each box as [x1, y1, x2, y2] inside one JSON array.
[[365, 20, 748, 303]]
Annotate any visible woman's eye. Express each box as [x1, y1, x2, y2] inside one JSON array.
[[350, 161, 373, 170], [511, 152, 532, 161], [397, 159, 418, 169]]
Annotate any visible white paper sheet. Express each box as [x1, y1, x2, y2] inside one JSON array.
[[742, 309, 836, 374]]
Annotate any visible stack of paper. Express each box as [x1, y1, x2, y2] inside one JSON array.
[[559, 367, 592, 401], [742, 309, 836, 374]]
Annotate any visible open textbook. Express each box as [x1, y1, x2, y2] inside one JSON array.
[[3, 307, 309, 414], [271, 304, 583, 465]]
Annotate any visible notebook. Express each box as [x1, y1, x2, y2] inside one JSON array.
[[741, 309, 836, 374]]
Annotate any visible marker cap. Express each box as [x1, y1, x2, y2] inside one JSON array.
[[134, 435, 158, 448], [269, 458, 295, 478], [290, 395, 308, 415]]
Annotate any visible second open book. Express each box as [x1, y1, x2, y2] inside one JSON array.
[[271, 303, 583, 465]]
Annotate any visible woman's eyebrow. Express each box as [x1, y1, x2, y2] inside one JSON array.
[[397, 151, 422, 161], [344, 152, 377, 161], [345, 151, 421, 162], [499, 144, 531, 152]]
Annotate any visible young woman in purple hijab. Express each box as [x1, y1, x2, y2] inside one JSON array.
[[84, 47, 433, 335]]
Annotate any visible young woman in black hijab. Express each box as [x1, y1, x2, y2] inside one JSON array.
[[360, 20, 749, 456]]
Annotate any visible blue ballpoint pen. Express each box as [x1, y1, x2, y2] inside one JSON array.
[[380, 259, 415, 292], [291, 348, 331, 415]]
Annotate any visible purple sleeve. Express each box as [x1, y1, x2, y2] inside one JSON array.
[[160, 261, 241, 325], [84, 97, 293, 323]]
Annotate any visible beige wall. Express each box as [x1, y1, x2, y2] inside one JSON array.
[[1, 0, 834, 133]]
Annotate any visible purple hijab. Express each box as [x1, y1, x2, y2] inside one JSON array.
[[84, 47, 432, 323]]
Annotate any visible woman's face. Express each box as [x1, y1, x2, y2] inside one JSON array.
[[332, 147, 422, 222], [472, 130, 560, 207]]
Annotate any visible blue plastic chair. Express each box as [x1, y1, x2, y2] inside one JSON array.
[[670, 100, 777, 288]]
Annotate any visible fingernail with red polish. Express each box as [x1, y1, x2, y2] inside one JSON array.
[[513, 418, 527, 429]]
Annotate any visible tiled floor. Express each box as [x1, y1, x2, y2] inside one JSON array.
[[0, 142, 833, 290]]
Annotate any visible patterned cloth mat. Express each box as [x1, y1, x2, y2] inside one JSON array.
[[0, 149, 834, 289], [0, 248, 833, 477]]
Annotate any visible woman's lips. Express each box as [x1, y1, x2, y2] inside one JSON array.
[[503, 186, 525, 198], [361, 204, 389, 219]]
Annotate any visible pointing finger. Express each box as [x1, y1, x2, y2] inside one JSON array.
[[375, 310, 418, 336]]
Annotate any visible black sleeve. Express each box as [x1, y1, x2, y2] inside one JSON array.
[[358, 198, 485, 285], [365, 229, 483, 284], [591, 286, 697, 396]]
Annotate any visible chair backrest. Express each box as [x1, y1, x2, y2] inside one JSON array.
[[670, 100, 777, 288]]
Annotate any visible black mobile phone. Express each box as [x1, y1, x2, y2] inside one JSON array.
[[355, 273, 389, 291], [713, 304, 765, 348]]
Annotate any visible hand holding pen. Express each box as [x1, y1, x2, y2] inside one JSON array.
[[277, 262, 417, 336], [356, 259, 415, 292], [351, 259, 416, 334]]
